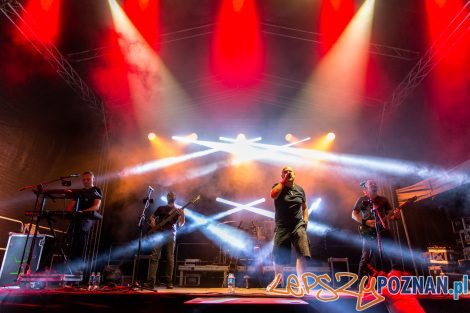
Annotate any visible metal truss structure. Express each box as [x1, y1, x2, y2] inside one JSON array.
[[0, 0, 107, 119], [377, 2, 470, 150], [67, 21, 421, 63], [1, 0, 109, 275], [261, 22, 421, 61]]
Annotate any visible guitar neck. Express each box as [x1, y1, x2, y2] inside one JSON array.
[[388, 196, 417, 219], [153, 202, 190, 229], [151, 195, 199, 231]]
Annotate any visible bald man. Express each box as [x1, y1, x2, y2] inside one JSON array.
[[352, 180, 393, 283], [267, 166, 311, 290]]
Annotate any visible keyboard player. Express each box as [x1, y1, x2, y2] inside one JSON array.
[[65, 171, 102, 272]]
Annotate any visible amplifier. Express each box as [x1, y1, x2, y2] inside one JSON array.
[[427, 246, 455, 265], [0, 234, 54, 286]]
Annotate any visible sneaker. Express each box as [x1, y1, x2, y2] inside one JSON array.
[[166, 283, 174, 289], [266, 276, 284, 291]]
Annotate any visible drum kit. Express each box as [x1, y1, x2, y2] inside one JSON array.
[[218, 220, 275, 266]]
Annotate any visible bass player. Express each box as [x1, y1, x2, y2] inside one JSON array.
[[145, 191, 185, 289]]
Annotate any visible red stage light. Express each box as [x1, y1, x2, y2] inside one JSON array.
[[90, 28, 134, 130], [123, 0, 159, 50], [425, 0, 470, 140], [14, 0, 62, 46], [319, 0, 355, 55], [212, 0, 264, 86]]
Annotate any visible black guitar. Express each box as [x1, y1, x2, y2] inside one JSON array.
[[358, 196, 417, 239], [148, 194, 200, 234]]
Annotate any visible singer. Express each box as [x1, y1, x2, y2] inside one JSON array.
[[267, 166, 311, 290], [352, 179, 393, 284], [65, 171, 102, 273]]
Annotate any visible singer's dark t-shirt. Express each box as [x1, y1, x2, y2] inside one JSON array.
[[273, 183, 306, 230]]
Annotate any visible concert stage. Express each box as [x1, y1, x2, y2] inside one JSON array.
[[0, 286, 468, 313]]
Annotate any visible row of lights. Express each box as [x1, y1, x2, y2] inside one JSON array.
[[148, 132, 335, 143]]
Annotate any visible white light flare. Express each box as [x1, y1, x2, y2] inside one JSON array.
[[119, 148, 219, 177], [216, 197, 273, 218], [308, 198, 322, 215]]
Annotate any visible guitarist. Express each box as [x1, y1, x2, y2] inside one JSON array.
[[352, 180, 393, 283], [146, 191, 185, 289]]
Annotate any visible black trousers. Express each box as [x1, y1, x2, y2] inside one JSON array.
[[147, 233, 176, 285], [358, 235, 392, 281], [69, 228, 89, 273]]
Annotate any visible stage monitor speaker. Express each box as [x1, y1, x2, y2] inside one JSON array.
[[0, 234, 54, 286]]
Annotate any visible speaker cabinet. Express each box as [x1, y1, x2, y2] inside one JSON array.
[[0, 234, 54, 286]]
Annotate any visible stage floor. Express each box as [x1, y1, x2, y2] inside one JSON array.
[[0, 286, 468, 313]]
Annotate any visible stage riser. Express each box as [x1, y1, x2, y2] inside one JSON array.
[[1, 290, 469, 313]]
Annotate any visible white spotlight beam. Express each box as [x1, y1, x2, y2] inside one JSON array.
[[249, 141, 468, 181], [172, 136, 466, 182], [219, 136, 262, 143], [208, 198, 266, 221], [173, 136, 308, 166], [231, 137, 312, 165], [119, 148, 219, 177], [308, 198, 322, 215], [307, 221, 427, 267], [206, 224, 248, 249], [216, 197, 274, 218], [173, 136, 238, 153], [282, 137, 311, 147], [182, 208, 254, 253]]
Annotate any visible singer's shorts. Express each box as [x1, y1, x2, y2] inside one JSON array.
[[272, 225, 311, 265]]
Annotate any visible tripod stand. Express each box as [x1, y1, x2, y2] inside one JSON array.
[[131, 186, 157, 291]]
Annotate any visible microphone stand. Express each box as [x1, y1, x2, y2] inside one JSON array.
[[131, 186, 156, 291], [370, 203, 385, 270]]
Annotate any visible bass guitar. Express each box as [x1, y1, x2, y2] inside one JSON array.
[[358, 196, 417, 239], [148, 194, 200, 234]]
